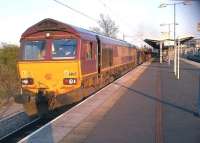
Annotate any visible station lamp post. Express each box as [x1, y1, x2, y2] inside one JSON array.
[[159, 2, 189, 79]]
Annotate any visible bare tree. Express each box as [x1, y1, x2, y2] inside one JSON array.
[[90, 14, 119, 38]]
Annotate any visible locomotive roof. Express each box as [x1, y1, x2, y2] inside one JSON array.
[[22, 18, 132, 47], [71, 25, 129, 46]]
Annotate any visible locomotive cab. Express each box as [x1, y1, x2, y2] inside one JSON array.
[[19, 38, 81, 94]]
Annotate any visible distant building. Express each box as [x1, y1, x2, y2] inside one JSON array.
[[185, 38, 200, 48]]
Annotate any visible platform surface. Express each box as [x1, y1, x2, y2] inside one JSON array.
[[20, 59, 200, 143]]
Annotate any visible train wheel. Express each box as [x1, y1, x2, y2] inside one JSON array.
[[36, 91, 49, 117]]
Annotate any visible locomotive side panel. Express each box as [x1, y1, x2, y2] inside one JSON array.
[[80, 40, 97, 75], [80, 38, 99, 96], [101, 43, 113, 69]]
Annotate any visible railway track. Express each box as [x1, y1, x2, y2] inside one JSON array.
[[0, 103, 76, 143], [0, 112, 31, 139], [0, 117, 40, 143]]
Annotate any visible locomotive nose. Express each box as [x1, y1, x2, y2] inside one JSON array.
[[18, 61, 82, 95], [44, 73, 53, 80]]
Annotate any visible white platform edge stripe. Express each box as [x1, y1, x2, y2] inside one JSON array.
[[181, 58, 200, 68]]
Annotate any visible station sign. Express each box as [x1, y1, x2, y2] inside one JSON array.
[[164, 40, 174, 46]]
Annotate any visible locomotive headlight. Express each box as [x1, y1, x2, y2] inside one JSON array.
[[63, 78, 77, 85], [69, 79, 74, 84], [46, 33, 50, 37], [21, 78, 34, 85], [22, 79, 28, 84]]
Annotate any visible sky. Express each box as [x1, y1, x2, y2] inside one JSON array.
[[0, 0, 199, 46]]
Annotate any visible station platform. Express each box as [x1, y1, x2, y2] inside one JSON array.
[[20, 59, 200, 143]]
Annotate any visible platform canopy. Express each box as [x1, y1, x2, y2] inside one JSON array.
[[144, 39, 163, 49], [144, 36, 194, 50]]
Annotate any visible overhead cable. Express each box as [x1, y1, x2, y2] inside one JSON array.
[[53, 0, 98, 23]]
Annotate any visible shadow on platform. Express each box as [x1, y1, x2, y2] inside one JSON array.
[[114, 82, 200, 117]]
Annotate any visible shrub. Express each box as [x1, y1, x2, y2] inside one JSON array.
[[0, 45, 20, 106]]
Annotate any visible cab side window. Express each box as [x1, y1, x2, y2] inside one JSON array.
[[86, 42, 93, 60]]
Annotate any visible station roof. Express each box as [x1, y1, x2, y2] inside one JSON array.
[[144, 36, 194, 49], [144, 39, 162, 49]]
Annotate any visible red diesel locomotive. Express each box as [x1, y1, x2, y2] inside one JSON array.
[[16, 18, 148, 116]]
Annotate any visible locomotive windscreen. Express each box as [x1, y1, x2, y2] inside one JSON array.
[[52, 39, 77, 59], [21, 39, 77, 60], [22, 40, 46, 60]]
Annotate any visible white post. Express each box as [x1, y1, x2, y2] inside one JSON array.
[[174, 43, 177, 75], [160, 41, 163, 63], [168, 48, 170, 65], [168, 24, 171, 65], [180, 44, 183, 54], [177, 39, 180, 79], [174, 4, 177, 76]]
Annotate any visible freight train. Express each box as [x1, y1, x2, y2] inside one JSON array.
[[15, 18, 151, 116]]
